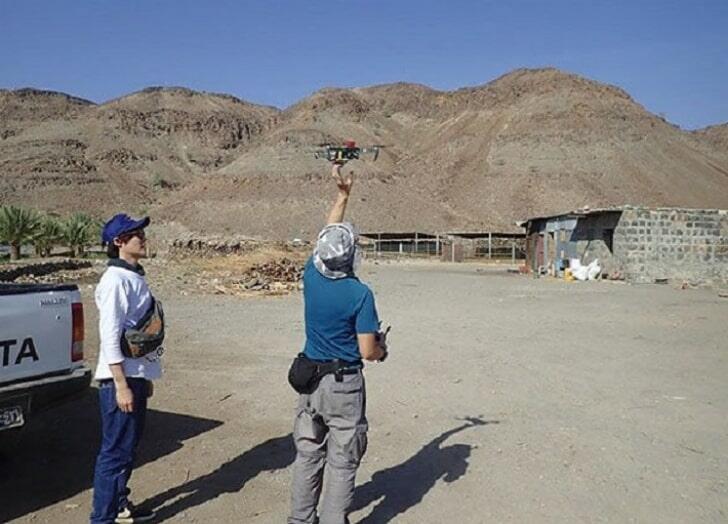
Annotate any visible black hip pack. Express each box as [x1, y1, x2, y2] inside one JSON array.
[[287, 353, 361, 394], [121, 298, 165, 359]]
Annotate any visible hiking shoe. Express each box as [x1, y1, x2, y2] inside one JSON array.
[[115, 503, 156, 523]]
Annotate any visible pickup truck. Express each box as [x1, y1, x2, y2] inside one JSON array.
[[0, 283, 91, 434]]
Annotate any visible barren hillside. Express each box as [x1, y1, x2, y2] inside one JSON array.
[[2, 69, 727, 239], [693, 123, 728, 149], [0, 87, 278, 216], [690, 123, 728, 167]]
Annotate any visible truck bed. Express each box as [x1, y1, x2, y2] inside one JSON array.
[[0, 283, 80, 296], [1, 282, 91, 431]]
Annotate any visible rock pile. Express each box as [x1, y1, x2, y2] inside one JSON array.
[[0, 259, 95, 283], [168, 237, 310, 258], [12, 266, 100, 285], [169, 237, 265, 256]]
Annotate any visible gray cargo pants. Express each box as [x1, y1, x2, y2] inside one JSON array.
[[288, 370, 368, 524]]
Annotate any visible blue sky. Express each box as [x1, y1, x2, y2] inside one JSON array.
[[1, 0, 726, 129]]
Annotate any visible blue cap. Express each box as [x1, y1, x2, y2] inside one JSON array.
[[101, 214, 150, 243]]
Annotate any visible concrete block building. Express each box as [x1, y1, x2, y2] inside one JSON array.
[[519, 206, 728, 284]]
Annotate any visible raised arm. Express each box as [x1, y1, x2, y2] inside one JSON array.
[[327, 163, 354, 225]]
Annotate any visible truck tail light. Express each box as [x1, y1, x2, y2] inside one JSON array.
[[72, 302, 84, 362]]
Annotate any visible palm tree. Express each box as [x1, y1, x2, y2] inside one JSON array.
[[0, 206, 40, 260], [32, 215, 64, 257], [62, 213, 100, 257]]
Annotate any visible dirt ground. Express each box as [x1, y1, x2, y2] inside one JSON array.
[[2, 260, 727, 523]]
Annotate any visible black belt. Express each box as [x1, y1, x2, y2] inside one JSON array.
[[98, 377, 148, 387], [312, 360, 362, 382]]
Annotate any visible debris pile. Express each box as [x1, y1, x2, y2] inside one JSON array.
[[239, 258, 304, 292]]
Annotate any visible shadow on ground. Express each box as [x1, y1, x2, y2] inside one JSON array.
[[141, 433, 295, 522], [352, 417, 499, 523], [0, 388, 222, 522]]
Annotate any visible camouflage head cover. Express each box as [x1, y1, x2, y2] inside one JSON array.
[[313, 222, 360, 279]]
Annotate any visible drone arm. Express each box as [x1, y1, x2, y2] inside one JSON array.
[[358, 146, 381, 161]]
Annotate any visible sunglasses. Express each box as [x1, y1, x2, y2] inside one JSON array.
[[117, 229, 146, 241]]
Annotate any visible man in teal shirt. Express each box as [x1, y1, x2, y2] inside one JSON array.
[[289, 164, 387, 524], [302, 245, 379, 364]]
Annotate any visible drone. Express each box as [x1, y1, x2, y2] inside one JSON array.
[[314, 140, 385, 164]]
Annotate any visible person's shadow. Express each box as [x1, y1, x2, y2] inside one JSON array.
[[141, 433, 295, 521], [0, 389, 223, 522], [351, 416, 498, 523]]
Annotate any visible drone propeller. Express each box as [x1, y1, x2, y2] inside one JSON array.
[[359, 146, 383, 161]]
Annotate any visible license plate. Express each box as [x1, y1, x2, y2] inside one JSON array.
[[0, 406, 25, 430]]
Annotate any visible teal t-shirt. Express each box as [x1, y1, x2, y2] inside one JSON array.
[[302, 257, 379, 363]]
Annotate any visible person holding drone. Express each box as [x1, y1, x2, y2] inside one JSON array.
[[287, 160, 390, 524]]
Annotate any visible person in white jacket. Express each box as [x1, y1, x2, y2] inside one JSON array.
[[91, 214, 161, 524]]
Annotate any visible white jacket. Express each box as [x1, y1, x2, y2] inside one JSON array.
[[94, 261, 163, 381]]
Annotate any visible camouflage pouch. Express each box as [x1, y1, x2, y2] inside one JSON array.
[[121, 299, 165, 359]]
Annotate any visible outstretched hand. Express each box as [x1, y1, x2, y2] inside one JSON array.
[[376, 324, 391, 362], [332, 163, 354, 197]]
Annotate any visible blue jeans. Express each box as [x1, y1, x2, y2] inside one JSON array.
[[90, 378, 149, 524]]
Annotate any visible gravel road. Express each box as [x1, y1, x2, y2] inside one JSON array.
[[3, 261, 727, 523]]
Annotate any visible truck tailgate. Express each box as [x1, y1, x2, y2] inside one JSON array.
[[0, 286, 82, 384]]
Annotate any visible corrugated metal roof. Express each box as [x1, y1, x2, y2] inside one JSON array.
[[517, 205, 728, 227], [517, 206, 625, 225]]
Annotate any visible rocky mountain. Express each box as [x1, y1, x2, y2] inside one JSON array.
[[2, 69, 727, 239], [691, 123, 728, 166], [693, 123, 728, 149], [0, 87, 278, 216]]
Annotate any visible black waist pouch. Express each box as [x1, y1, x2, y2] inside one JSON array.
[[288, 353, 328, 395], [288, 353, 321, 394]]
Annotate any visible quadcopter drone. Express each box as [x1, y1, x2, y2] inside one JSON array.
[[314, 140, 385, 164]]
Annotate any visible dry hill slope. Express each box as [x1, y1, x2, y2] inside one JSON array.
[[2, 69, 727, 239], [155, 68, 728, 237], [405, 69, 728, 225], [690, 123, 728, 168], [693, 123, 728, 149], [0, 87, 278, 215]]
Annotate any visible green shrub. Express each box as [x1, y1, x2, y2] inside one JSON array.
[[63, 213, 100, 258], [32, 214, 64, 257], [0, 206, 40, 260]]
